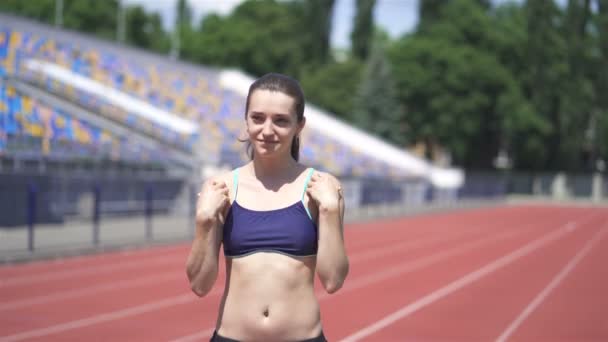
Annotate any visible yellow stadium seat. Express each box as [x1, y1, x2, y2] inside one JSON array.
[[22, 97, 33, 115], [27, 123, 44, 137]]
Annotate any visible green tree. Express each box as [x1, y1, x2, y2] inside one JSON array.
[[351, 0, 376, 60], [418, 0, 444, 33], [389, 37, 535, 168], [301, 0, 335, 66], [172, 0, 196, 60], [418, 0, 490, 34], [592, 0, 608, 166], [300, 59, 364, 120], [0, 0, 55, 24], [523, 0, 570, 170], [125, 6, 170, 53], [389, 0, 546, 169], [62, 0, 119, 40], [0, 0, 119, 40], [560, 0, 597, 170], [353, 43, 406, 147], [490, 2, 550, 170], [195, 0, 306, 77]]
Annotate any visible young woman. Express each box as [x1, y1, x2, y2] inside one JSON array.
[[186, 73, 349, 342]]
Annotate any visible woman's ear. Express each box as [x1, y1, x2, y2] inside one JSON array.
[[297, 116, 306, 135]]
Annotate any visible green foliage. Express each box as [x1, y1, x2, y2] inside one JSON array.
[[418, 0, 444, 33], [0, 0, 55, 24], [0, 0, 170, 50], [300, 60, 364, 121], [193, 0, 307, 77], [351, 0, 376, 60], [125, 6, 170, 53], [300, 0, 335, 66], [62, 0, 119, 40], [389, 36, 533, 168], [596, 1, 608, 163], [353, 43, 406, 147]]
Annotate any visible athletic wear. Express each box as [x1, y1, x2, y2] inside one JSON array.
[[222, 168, 318, 258], [209, 330, 328, 342]]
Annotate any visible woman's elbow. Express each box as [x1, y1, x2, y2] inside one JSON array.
[[321, 261, 349, 294], [323, 279, 343, 294], [190, 279, 214, 297], [186, 265, 217, 297]]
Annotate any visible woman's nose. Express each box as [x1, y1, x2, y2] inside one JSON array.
[[262, 121, 274, 135]]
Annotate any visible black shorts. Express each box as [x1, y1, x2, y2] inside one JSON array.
[[210, 330, 328, 342]]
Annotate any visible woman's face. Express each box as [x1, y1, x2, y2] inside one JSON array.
[[246, 89, 304, 159]]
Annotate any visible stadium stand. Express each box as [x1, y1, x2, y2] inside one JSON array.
[[0, 13, 464, 226], [0, 80, 168, 164]]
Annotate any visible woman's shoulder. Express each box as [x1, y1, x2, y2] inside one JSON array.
[[203, 167, 239, 186]]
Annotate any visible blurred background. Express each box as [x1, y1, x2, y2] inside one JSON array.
[[0, 0, 607, 261]]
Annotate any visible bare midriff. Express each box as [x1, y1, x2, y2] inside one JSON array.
[[216, 252, 322, 341]]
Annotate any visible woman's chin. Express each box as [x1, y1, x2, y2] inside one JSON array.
[[254, 146, 281, 157]]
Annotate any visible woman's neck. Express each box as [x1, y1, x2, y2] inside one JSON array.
[[248, 155, 299, 182]]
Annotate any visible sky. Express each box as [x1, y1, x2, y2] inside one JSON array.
[[122, 0, 566, 49]]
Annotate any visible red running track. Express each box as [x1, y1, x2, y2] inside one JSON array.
[[0, 204, 607, 342]]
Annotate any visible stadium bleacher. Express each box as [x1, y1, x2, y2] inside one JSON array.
[[1, 16, 428, 180], [0, 13, 471, 228], [0, 80, 174, 163]]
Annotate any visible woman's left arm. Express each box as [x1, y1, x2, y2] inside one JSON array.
[[308, 172, 349, 294]]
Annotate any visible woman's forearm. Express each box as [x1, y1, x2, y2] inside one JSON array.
[[316, 203, 349, 294], [186, 218, 222, 297]]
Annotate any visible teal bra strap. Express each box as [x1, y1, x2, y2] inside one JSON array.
[[232, 168, 239, 201], [301, 168, 314, 220]]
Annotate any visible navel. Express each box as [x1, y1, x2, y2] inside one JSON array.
[[262, 307, 269, 317]]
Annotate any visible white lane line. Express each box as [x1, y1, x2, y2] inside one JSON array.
[[339, 216, 595, 342], [167, 328, 216, 342], [0, 293, 197, 342], [0, 272, 182, 311], [0, 254, 183, 287], [0, 244, 186, 273], [495, 223, 608, 342]]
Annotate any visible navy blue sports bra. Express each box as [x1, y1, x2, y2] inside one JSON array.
[[222, 168, 318, 258]]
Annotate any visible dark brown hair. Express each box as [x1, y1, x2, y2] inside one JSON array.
[[244, 73, 305, 161]]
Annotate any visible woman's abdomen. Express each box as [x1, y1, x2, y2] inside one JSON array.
[[217, 253, 321, 340]]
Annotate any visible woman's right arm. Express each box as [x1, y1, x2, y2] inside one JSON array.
[[186, 178, 229, 297]]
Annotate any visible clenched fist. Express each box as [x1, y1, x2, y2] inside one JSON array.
[[195, 178, 230, 226], [306, 172, 342, 212]]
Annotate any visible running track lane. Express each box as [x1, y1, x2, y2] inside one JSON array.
[[341, 209, 606, 341], [0, 205, 550, 284], [168, 207, 583, 341], [0, 203, 517, 285], [0, 205, 535, 341], [500, 220, 608, 341], [0, 204, 600, 340], [0, 204, 517, 312], [322, 209, 598, 341]]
